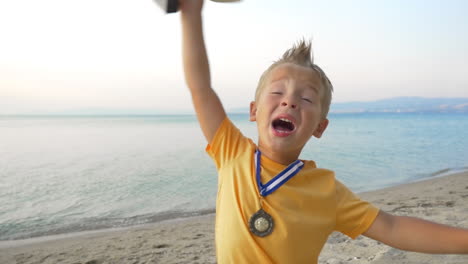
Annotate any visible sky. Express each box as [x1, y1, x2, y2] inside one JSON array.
[[1, 0, 467, 114]]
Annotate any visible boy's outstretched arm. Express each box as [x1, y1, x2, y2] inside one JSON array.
[[180, 0, 226, 143], [364, 211, 468, 254]]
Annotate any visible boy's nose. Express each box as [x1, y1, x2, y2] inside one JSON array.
[[281, 101, 297, 109]]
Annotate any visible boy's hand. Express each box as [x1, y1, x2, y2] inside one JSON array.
[[179, 0, 203, 15]]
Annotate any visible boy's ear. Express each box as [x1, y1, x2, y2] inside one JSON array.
[[313, 119, 329, 138], [249, 101, 257, 121]]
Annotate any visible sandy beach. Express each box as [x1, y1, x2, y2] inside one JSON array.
[[1, 172, 467, 264]]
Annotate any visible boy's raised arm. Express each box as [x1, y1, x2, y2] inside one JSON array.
[[180, 0, 226, 143]]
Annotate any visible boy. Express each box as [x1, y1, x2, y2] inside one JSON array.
[[178, 0, 468, 263]]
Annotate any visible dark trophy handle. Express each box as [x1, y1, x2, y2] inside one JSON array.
[[154, 0, 179, 13]]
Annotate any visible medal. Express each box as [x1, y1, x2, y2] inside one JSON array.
[[249, 208, 274, 237], [250, 150, 304, 237]]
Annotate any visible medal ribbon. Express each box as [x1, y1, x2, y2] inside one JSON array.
[[255, 149, 304, 197]]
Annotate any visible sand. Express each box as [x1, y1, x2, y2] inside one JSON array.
[[1, 172, 467, 264]]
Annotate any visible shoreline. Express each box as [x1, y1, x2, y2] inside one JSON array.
[[3, 167, 467, 243], [1, 171, 468, 263], [0, 208, 217, 243], [0, 212, 216, 249]]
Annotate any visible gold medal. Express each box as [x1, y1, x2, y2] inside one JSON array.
[[251, 150, 303, 237], [249, 208, 274, 237]]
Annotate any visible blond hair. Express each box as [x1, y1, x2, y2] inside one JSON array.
[[255, 39, 333, 118]]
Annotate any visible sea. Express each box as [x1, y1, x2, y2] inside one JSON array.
[[1, 113, 467, 241]]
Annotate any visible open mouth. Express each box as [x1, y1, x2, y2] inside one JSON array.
[[272, 117, 296, 135]]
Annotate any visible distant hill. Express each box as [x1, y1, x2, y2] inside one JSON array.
[[5, 97, 466, 116], [229, 97, 468, 114], [330, 97, 468, 113]]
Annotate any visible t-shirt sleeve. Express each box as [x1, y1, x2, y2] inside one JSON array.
[[334, 180, 380, 239], [205, 117, 252, 169]]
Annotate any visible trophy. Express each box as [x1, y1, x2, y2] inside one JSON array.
[[154, 0, 240, 13]]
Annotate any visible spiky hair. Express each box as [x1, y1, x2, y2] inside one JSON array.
[[255, 39, 333, 118]]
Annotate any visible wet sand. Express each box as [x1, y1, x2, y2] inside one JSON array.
[[1, 172, 467, 264]]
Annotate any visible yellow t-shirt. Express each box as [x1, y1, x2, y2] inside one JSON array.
[[206, 118, 379, 264]]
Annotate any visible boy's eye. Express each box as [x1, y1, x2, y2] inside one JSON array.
[[302, 97, 312, 103], [271, 92, 282, 95]]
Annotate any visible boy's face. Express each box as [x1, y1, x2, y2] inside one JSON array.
[[250, 63, 329, 162]]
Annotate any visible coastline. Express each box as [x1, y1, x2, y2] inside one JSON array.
[[1, 172, 468, 264]]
